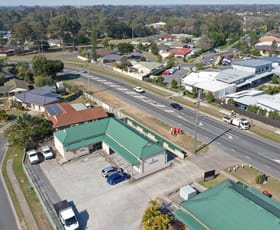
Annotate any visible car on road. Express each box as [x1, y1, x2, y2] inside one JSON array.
[[222, 116, 231, 123], [133, 86, 144, 93], [41, 146, 54, 160], [107, 172, 130, 185], [170, 103, 183, 110], [27, 150, 40, 164], [101, 166, 123, 178]]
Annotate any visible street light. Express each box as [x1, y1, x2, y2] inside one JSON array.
[[193, 89, 201, 154]]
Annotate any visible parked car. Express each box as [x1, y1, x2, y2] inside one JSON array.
[[101, 166, 123, 178], [133, 86, 144, 93], [162, 70, 171, 75], [41, 146, 54, 160], [107, 172, 130, 185], [170, 103, 183, 110], [27, 150, 40, 164]]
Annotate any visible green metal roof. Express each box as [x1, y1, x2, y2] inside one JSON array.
[[54, 117, 164, 165], [173, 209, 207, 230], [175, 180, 280, 230]]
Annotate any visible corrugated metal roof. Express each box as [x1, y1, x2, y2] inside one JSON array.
[[54, 117, 164, 165], [176, 180, 280, 230], [216, 69, 253, 84], [232, 59, 272, 68]]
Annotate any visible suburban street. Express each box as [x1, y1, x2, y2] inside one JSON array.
[[0, 133, 18, 230], [65, 67, 280, 179]]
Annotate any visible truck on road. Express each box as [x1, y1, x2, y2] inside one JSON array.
[[54, 200, 79, 230], [223, 116, 250, 130]]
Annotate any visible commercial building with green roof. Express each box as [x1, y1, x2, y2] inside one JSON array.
[[173, 180, 280, 230], [54, 117, 169, 176]]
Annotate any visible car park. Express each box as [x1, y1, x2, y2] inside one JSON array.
[[106, 172, 130, 185], [170, 103, 183, 110], [41, 146, 54, 160], [133, 86, 144, 93], [27, 150, 40, 164], [101, 166, 123, 178]]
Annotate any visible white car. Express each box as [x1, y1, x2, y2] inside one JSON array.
[[41, 146, 54, 160], [133, 86, 144, 93], [27, 150, 40, 164]]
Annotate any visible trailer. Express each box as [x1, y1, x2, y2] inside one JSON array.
[[223, 116, 250, 130]]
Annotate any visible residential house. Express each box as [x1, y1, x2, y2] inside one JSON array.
[[254, 41, 280, 56], [46, 102, 108, 129], [15, 85, 62, 112], [99, 54, 125, 64], [0, 78, 29, 97], [0, 47, 15, 57], [54, 117, 170, 177], [259, 32, 280, 43], [173, 180, 280, 230], [168, 48, 192, 59]]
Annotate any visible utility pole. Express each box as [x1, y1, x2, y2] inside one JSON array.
[[193, 89, 201, 154], [86, 49, 91, 93]]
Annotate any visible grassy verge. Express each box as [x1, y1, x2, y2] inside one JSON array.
[[2, 146, 53, 230], [227, 165, 280, 202]]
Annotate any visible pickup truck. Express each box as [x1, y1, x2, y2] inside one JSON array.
[[54, 200, 79, 230]]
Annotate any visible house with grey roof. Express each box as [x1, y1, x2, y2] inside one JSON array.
[[99, 54, 125, 64], [0, 78, 29, 96], [54, 117, 170, 178], [15, 85, 62, 112]]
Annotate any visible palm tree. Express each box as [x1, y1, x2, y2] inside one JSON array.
[[142, 199, 172, 230]]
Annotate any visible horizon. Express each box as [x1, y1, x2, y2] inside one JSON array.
[[1, 0, 280, 7]]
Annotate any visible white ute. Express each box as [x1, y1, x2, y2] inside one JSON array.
[[27, 150, 40, 164], [41, 146, 54, 160], [54, 200, 79, 230]]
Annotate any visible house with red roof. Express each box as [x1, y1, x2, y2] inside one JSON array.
[[46, 102, 108, 129], [168, 48, 192, 58]]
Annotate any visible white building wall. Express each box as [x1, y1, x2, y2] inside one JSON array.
[[232, 65, 255, 73], [140, 152, 166, 173], [54, 136, 66, 158]]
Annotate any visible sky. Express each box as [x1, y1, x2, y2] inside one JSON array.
[[1, 0, 280, 7]]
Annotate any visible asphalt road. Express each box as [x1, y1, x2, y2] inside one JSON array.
[[0, 134, 18, 230], [65, 68, 280, 179]]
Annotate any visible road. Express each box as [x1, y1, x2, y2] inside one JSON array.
[[0, 133, 18, 230], [65, 67, 280, 179]]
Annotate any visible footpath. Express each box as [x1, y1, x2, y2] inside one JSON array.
[[0, 124, 38, 230]]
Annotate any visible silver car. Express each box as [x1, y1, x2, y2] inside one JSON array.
[[101, 166, 123, 178]]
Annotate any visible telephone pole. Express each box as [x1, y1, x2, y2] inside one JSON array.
[[193, 89, 201, 154]]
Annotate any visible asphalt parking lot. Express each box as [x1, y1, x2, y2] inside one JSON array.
[[39, 152, 204, 230]]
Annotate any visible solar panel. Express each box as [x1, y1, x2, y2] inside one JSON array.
[[46, 104, 62, 115]]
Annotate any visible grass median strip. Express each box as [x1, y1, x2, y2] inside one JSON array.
[[2, 146, 53, 230]]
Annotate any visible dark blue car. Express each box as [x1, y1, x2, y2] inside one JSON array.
[[107, 172, 130, 185]]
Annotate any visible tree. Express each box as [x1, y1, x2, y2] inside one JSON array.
[[0, 109, 8, 121], [150, 43, 159, 55], [12, 21, 34, 44], [142, 200, 172, 230], [15, 62, 33, 82], [34, 75, 53, 87], [171, 79, 178, 89], [3, 113, 53, 149], [91, 26, 98, 61], [272, 75, 279, 84], [270, 40, 277, 57], [117, 43, 133, 55], [32, 54, 47, 76], [206, 91, 215, 103]]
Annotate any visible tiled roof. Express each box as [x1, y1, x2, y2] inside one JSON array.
[[0, 78, 29, 94], [168, 48, 192, 56], [47, 102, 108, 128]]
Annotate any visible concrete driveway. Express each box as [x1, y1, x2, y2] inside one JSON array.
[[40, 152, 203, 230]]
